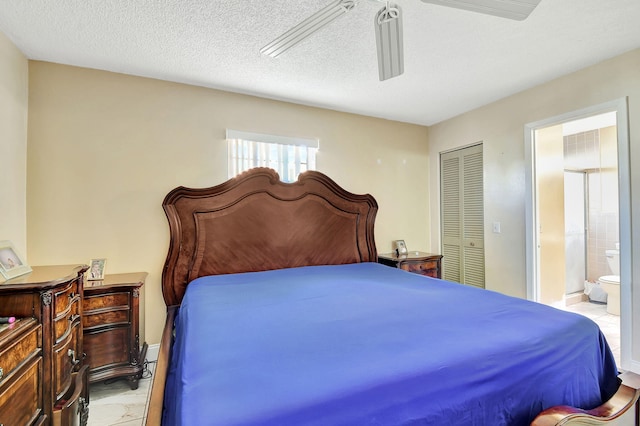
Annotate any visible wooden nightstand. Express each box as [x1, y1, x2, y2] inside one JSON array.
[[378, 252, 443, 278], [83, 272, 147, 389]]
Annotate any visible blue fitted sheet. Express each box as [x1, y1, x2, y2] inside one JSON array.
[[162, 263, 619, 426]]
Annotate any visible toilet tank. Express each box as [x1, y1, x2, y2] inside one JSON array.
[[605, 249, 620, 275]]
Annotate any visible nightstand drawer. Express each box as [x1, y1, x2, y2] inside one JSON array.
[[83, 309, 129, 328], [83, 293, 130, 312], [399, 260, 439, 274], [378, 252, 443, 279], [84, 328, 130, 371]]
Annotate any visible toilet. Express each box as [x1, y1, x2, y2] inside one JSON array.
[[598, 248, 620, 315]]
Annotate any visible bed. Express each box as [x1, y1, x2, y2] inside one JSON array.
[[146, 168, 639, 425]]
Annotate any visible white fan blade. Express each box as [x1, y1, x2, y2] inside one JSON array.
[[420, 0, 542, 21], [261, 0, 359, 58]]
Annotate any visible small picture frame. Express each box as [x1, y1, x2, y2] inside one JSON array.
[[393, 240, 408, 257], [0, 240, 32, 280], [88, 258, 107, 280]]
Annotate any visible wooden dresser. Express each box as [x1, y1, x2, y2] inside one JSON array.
[[378, 251, 443, 278], [83, 272, 147, 390], [0, 265, 89, 426]]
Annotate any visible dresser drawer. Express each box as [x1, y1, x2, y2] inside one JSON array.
[[53, 321, 82, 399], [0, 320, 41, 384], [0, 356, 43, 426], [54, 280, 80, 316], [54, 301, 80, 343], [52, 365, 88, 426]]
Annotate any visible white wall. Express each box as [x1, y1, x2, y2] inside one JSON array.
[[0, 31, 28, 263]]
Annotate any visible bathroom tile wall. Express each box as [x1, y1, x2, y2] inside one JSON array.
[[563, 128, 619, 283]]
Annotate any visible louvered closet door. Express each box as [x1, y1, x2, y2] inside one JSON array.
[[440, 144, 485, 288]]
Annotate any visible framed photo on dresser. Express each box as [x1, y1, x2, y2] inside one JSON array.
[[0, 240, 32, 279]]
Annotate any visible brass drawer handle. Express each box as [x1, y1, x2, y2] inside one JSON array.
[[68, 314, 80, 322], [68, 349, 81, 366], [68, 292, 76, 300]]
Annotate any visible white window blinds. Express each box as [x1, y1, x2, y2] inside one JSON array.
[[226, 130, 318, 183]]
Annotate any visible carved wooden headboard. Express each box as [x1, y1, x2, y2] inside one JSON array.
[[161, 168, 378, 306]]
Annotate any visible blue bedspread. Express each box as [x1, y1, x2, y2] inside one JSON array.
[[162, 263, 619, 426]]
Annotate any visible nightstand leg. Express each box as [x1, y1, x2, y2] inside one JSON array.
[[128, 341, 148, 390]]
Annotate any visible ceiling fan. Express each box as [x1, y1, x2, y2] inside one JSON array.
[[260, 0, 542, 81]]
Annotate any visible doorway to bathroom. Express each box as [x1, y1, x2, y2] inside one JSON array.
[[524, 98, 632, 370], [531, 111, 619, 306]]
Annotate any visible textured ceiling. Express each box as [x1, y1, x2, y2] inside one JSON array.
[[1, 0, 639, 126]]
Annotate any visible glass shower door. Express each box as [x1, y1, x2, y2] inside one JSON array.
[[564, 171, 586, 294]]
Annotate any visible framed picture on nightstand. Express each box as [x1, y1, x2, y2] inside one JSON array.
[[393, 240, 408, 256], [88, 258, 107, 280]]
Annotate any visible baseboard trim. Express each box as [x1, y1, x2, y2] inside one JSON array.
[[146, 343, 160, 362]]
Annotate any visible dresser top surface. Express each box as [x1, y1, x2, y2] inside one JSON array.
[[0, 264, 87, 290]]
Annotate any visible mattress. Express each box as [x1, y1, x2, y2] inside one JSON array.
[[162, 262, 619, 425]]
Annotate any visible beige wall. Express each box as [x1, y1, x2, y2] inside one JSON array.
[[26, 62, 429, 344], [0, 31, 28, 260], [21, 43, 640, 351], [428, 48, 640, 302], [535, 125, 565, 305]]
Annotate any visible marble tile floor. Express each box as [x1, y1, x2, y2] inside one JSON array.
[[558, 300, 621, 368], [86, 360, 155, 426]]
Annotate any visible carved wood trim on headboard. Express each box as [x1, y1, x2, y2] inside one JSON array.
[[161, 168, 378, 306]]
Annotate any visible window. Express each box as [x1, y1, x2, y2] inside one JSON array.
[[226, 130, 318, 182]]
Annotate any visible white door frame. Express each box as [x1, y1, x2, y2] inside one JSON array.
[[524, 98, 637, 373]]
